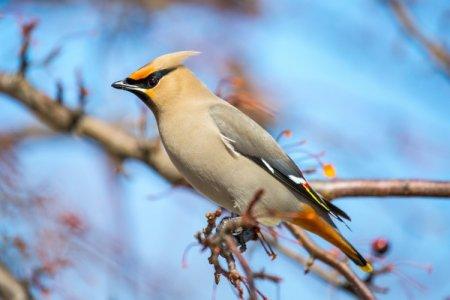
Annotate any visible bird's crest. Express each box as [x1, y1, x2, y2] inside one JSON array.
[[128, 50, 200, 80]]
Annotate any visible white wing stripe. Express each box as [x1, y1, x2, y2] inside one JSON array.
[[288, 175, 306, 185], [220, 134, 239, 157], [261, 158, 275, 173]]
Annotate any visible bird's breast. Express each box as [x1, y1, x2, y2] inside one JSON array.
[[157, 106, 237, 209]]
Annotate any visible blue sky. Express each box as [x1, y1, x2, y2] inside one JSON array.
[[1, 0, 449, 299]]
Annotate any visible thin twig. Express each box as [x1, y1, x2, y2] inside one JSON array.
[[284, 223, 375, 300], [266, 236, 346, 287], [225, 236, 257, 300], [387, 0, 450, 78]]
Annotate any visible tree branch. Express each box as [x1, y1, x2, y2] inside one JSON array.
[[0, 72, 183, 184], [313, 179, 450, 200]]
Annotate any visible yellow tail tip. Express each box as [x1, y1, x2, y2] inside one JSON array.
[[360, 263, 373, 273]]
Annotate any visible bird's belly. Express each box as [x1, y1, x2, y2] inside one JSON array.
[[163, 134, 239, 211], [164, 135, 300, 224]]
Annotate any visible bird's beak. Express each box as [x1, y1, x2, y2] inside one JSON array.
[[111, 79, 135, 92], [111, 79, 150, 103]]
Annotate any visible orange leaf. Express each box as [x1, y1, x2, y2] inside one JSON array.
[[322, 163, 336, 179]]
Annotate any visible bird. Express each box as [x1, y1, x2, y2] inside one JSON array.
[[112, 51, 373, 273]]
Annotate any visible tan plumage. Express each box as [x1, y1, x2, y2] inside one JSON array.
[[112, 51, 372, 273]]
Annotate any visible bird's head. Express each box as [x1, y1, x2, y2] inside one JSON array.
[[112, 50, 202, 112]]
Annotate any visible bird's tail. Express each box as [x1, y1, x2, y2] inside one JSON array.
[[328, 230, 373, 273], [289, 211, 372, 273]]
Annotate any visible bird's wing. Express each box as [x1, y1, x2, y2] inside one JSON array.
[[209, 103, 350, 223]]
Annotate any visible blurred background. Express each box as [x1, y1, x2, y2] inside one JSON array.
[[1, 0, 450, 299]]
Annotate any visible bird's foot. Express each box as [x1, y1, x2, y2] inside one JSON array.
[[217, 216, 258, 252], [232, 227, 258, 252]]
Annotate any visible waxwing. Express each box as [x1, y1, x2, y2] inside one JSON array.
[[112, 51, 372, 272]]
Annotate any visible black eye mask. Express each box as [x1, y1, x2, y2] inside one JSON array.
[[125, 67, 177, 89]]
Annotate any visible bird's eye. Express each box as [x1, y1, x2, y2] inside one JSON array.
[[140, 67, 177, 89], [146, 72, 161, 88]]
